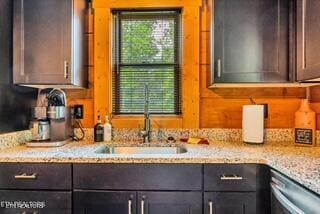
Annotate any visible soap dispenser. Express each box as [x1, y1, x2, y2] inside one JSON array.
[[103, 115, 112, 142], [94, 115, 104, 142]]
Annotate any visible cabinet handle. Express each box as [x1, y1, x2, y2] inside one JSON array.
[[302, 0, 306, 69], [220, 174, 243, 180], [14, 173, 37, 180], [128, 199, 132, 214], [209, 201, 213, 214], [216, 59, 221, 78], [141, 199, 145, 214], [64, 60, 69, 79], [21, 212, 38, 214]]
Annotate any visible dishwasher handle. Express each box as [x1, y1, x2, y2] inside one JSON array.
[[271, 182, 305, 214]]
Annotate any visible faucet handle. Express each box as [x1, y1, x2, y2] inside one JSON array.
[[139, 129, 148, 137]]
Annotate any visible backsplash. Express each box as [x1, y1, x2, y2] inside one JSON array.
[[2, 128, 318, 151], [0, 130, 31, 150], [77, 128, 295, 143]]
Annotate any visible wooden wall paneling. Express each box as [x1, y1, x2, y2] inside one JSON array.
[[200, 0, 212, 32], [93, 0, 202, 8], [200, 98, 302, 128], [93, 8, 111, 123], [310, 103, 320, 129], [200, 31, 210, 65], [92, 0, 201, 129], [200, 65, 214, 98], [310, 86, 320, 102], [111, 117, 183, 129], [182, 6, 200, 128]]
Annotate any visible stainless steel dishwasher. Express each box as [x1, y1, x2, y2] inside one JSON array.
[[271, 169, 320, 214]]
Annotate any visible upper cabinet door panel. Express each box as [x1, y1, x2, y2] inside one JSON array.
[[213, 0, 290, 83], [297, 0, 320, 81], [13, 0, 72, 84]]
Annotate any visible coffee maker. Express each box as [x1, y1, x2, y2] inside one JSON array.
[[27, 89, 74, 147]]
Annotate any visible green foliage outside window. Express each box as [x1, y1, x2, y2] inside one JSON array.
[[113, 11, 181, 114]]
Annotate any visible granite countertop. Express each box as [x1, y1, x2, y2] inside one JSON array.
[[0, 141, 319, 195]]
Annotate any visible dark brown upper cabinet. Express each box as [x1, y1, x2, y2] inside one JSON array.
[[13, 0, 88, 88], [212, 0, 293, 84], [297, 0, 320, 82]]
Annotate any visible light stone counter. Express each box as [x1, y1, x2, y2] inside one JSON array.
[[0, 141, 319, 196]]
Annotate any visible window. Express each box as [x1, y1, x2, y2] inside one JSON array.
[[112, 10, 181, 115]]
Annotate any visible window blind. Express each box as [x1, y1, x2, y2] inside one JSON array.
[[112, 10, 181, 114]]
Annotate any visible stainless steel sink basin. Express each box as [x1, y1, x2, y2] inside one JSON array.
[[95, 146, 187, 155]]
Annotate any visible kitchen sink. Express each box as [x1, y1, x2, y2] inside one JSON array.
[[95, 146, 187, 155]]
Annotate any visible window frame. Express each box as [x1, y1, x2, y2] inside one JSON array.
[[93, 0, 201, 128], [112, 10, 182, 115]]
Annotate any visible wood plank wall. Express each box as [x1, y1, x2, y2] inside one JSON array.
[[65, 0, 320, 129]]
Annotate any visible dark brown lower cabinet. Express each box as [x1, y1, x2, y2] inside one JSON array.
[[0, 190, 71, 214], [74, 190, 136, 214], [0, 163, 270, 213], [73, 191, 202, 214], [204, 192, 256, 214], [137, 192, 202, 214]]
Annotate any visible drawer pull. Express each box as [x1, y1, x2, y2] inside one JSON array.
[[209, 201, 213, 214], [21, 212, 38, 214], [220, 174, 243, 180], [14, 173, 37, 180], [128, 199, 132, 214]]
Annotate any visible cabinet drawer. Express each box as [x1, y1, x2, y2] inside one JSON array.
[[204, 192, 256, 214], [0, 163, 72, 190], [0, 190, 71, 214], [73, 164, 202, 190], [204, 164, 257, 191]]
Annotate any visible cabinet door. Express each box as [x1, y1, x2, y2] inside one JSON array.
[[73, 190, 136, 214], [204, 192, 256, 214], [297, 0, 320, 81], [13, 0, 72, 84], [137, 192, 202, 214], [213, 0, 290, 83], [0, 190, 71, 214]]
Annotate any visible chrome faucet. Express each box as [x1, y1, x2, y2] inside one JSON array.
[[139, 85, 151, 143]]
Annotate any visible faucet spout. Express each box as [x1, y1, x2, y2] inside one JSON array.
[[139, 84, 151, 143]]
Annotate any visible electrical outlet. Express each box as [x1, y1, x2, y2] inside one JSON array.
[[263, 103, 268, 119], [74, 105, 84, 119]]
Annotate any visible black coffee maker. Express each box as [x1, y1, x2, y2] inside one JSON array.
[[28, 89, 73, 147]]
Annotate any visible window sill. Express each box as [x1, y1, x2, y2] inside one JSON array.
[[110, 115, 183, 128]]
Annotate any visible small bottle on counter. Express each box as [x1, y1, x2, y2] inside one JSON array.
[[103, 115, 112, 142], [94, 115, 104, 142]]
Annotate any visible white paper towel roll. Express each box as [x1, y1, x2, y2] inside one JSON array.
[[242, 105, 264, 144]]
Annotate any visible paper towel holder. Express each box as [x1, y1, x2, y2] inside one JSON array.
[[242, 104, 266, 144]]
